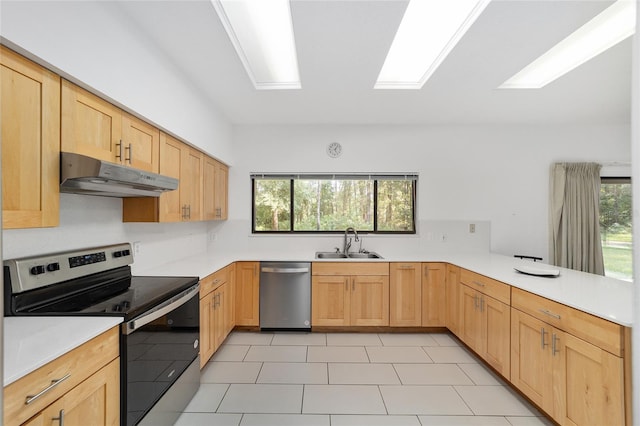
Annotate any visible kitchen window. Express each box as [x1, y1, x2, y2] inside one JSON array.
[[252, 174, 417, 234], [600, 177, 632, 281]]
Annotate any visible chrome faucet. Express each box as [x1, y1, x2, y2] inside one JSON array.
[[343, 227, 359, 255]]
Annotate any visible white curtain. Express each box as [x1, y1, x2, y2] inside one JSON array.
[[549, 162, 604, 275]]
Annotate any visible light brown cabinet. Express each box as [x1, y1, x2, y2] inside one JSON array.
[[61, 80, 159, 172], [389, 263, 421, 327], [123, 133, 204, 222], [199, 265, 235, 367], [235, 261, 260, 326], [203, 156, 229, 221], [511, 289, 625, 425], [312, 262, 389, 327], [459, 269, 511, 379], [4, 328, 120, 426], [422, 263, 446, 327], [445, 264, 462, 336], [1, 46, 60, 229]]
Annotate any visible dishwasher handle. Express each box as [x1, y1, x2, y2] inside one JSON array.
[[261, 267, 310, 274]]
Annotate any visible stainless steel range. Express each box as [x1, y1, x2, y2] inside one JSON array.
[[3, 243, 200, 426]]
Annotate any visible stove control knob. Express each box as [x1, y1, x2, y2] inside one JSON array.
[[113, 304, 123, 312], [113, 251, 123, 258], [122, 301, 131, 308], [46, 262, 60, 272], [30, 265, 45, 275]]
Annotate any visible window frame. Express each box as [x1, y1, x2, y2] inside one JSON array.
[[251, 173, 417, 235]]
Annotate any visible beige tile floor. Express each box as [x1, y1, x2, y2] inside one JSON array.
[[175, 332, 553, 426]]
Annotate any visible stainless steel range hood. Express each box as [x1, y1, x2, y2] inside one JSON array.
[[60, 152, 178, 197]]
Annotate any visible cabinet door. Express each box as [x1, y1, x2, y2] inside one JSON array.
[[235, 262, 260, 326], [390, 263, 421, 327], [199, 291, 216, 368], [460, 285, 483, 352], [226, 264, 236, 333], [422, 263, 446, 327], [511, 308, 553, 414], [351, 275, 389, 326], [159, 133, 184, 222], [445, 265, 461, 336], [483, 295, 510, 379], [182, 146, 203, 221], [214, 161, 229, 220], [558, 332, 625, 426], [61, 80, 121, 162], [213, 284, 227, 350], [1, 46, 60, 229], [32, 358, 120, 426], [203, 156, 217, 221], [121, 112, 159, 172], [312, 275, 350, 326]]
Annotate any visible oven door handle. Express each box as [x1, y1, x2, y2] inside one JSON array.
[[124, 283, 199, 335]]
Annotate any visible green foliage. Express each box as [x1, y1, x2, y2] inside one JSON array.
[[254, 177, 414, 232], [600, 183, 632, 240]]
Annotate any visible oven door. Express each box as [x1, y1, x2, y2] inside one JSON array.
[[122, 283, 200, 426]]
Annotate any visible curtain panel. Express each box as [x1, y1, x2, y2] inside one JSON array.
[[549, 162, 604, 275]]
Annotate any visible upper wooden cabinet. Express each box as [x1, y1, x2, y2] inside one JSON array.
[[1, 46, 60, 229], [203, 156, 228, 221], [123, 133, 205, 222], [61, 80, 159, 172]]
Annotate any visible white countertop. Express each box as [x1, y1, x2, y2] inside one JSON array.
[[137, 249, 634, 327], [3, 316, 122, 386]]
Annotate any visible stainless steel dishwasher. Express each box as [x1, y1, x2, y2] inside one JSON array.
[[260, 261, 311, 330]]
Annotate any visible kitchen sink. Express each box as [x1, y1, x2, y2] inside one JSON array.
[[315, 251, 383, 259]]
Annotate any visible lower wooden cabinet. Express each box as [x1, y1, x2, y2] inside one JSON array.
[[422, 263, 446, 327], [389, 263, 421, 327], [511, 307, 625, 425], [312, 262, 389, 327], [4, 328, 120, 426], [235, 261, 260, 326], [445, 264, 462, 336], [200, 265, 235, 367], [22, 359, 119, 426]]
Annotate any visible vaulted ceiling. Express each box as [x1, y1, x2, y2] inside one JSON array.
[[111, 0, 631, 126]]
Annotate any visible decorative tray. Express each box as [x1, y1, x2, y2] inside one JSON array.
[[514, 265, 560, 278]]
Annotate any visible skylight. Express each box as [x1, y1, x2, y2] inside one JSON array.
[[375, 0, 490, 90], [212, 0, 301, 90], [500, 0, 636, 89]]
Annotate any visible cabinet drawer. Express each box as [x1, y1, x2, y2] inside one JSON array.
[[312, 262, 389, 276], [512, 288, 624, 356], [200, 266, 230, 297], [4, 327, 119, 425], [459, 269, 510, 305]]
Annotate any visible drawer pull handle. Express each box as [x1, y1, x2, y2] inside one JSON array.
[[53, 409, 65, 426], [398, 266, 414, 270], [25, 374, 71, 405], [539, 309, 561, 320], [472, 280, 486, 287]]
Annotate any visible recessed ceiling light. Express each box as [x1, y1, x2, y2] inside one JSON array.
[[212, 0, 301, 90], [499, 0, 636, 89], [375, 0, 490, 90]]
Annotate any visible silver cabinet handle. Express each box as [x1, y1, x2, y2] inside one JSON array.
[[53, 409, 65, 426], [480, 297, 485, 312], [552, 333, 560, 356], [116, 140, 123, 161], [472, 280, 486, 288], [125, 143, 132, 164], [539, 309, 561, 320], [261, 267, 310, 274], [540, 328, 548, 349], [397, 266, 414, 270], [352, 278, 355, 291], [25, 374, 71, 405], [345, 278, 349, 291], [473, 294, 478, 309]]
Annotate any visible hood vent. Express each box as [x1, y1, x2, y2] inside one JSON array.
[[60, 152, 178, 198]]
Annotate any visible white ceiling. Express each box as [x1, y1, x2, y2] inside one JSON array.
[[110, 0, 631, 126]]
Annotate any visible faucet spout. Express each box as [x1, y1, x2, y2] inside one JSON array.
[[343, 227, 359, 255]]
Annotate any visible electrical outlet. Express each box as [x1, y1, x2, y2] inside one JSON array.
[[133, 241, 141, 256], [208, 231, 217, 242], [469, 223, 476, 233]]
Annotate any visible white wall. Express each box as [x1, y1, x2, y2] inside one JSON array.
[[0, 0, 234, 163], [217, 124, 630, 261]]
